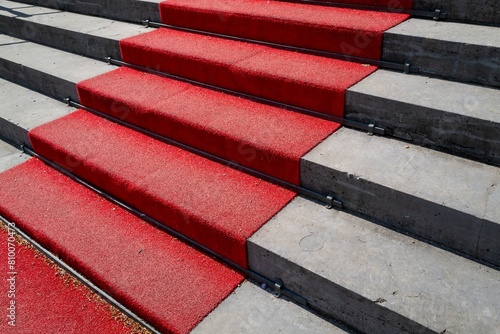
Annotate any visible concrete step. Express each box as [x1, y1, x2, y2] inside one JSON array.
[[0, 138, 28, 172], [249, 196, 500, 334], [0, 78, 74, 147], [0, 33, 114, 101], [301, 127, 500, 267], [9, 0, 500, 27], [383, 18, 500, 88], [4, 0, 162, 23], [193, 281, 353, 333], [413, 0, 500, 26], [346, 70, 500, 166], [0, 0, 150, 60], [2, 1, 498, 169]]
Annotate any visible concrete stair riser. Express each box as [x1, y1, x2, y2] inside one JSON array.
[[346, 70, 500, 166], [4, 0, 161, 23], [10, 0, 500, 26], [249, 196, 500, 334], [0, 78, 74, 147], [383, 19, 500, 88], [413, 0, 500, 26], [301, 128, 500, 267], [0, 1, 498, 333], [0, 34, 114, 101]]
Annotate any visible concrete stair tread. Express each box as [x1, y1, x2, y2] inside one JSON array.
[[0, 0, 151, 59], [346, 69, 500, 164], [6, 0, 163, 23], [383, 18, 500, 87], [0, 34, 115, 100], [193, 281, 351, 333], [249, 196, 500, 333], [0, 78, 74, 146], [387, 18, 500, 46], [0, 139, 28, 172], [302, 127, 500, 265], [0, 0, 148, 40], [412, 0, 500, 26], [350, 70, 500, 123]]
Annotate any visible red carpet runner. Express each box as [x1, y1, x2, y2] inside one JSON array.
[[28, 110, 296, 268], [0, 227, 139, 333], [0, 159, 244, 333], [0, 1, 410, 332], [158, 0, 409, 60], [77, 66, 340, 184]]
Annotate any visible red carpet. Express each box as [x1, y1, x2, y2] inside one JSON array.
[[159, 0, 409, 60], [0, 1, 412, 331], [307, 0, 412, 9], [0, 227, 139, 334], [77, 67, 339, 185], [120, 27, 377, 117], [0, 159, 244, 334], [28, 110, 296, 268]]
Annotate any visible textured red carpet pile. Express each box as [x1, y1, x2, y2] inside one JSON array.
[[0, 227, 139, 334], [0, 0, 411, 332], [119, 28, 378, 117], [77, 66, 340, 184], [159, 0, 409, 60], [308, 0, 412, 9], [0, 159, 243, 333], [29, 111, 296, 268]]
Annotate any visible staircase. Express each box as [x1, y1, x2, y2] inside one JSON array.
[[0, 0, 499, 333]]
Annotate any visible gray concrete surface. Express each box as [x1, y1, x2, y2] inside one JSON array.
[[413, 0, 500, 26], [192, 281, 351, 334], [346, 70, 500, 165], [0, 138, 29, 172], [0, 34, 115, 101], [301, 127, 500, 266], [249, 196, 500, 334], [383, 19, 500, 88], [0, 78, 74, 146], [0, 1, 150, 60], [5, 0, 162, 23]]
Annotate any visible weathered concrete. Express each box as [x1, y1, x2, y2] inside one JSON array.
[[192, 281, 352, 334], [6, 0, 162, 23], [0, 34, 115, 101], [0, 139, 29, 172], [0, 78, 74, 146], [249, 196, 500, 334], [0, 1, 150, 60], [301, 127, 500, 266], [413, 0, 500, 26], [383, 19, 500, 88], [346, 70, 500, 165]]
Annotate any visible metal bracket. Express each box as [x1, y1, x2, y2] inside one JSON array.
[[64, 97, 71, 106], [404, 62, 411, 74], [273, 279, 284, 297], [326, 193, 342, 209], [433, 9, 441, 20], [367, 123, 375, 136], [142, 19, 150, 27], [104, 56, 112, 65]]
